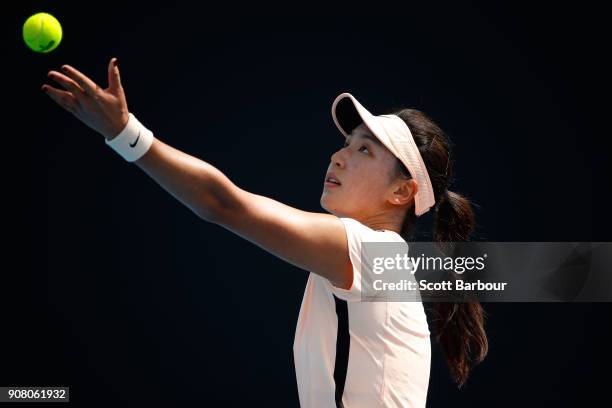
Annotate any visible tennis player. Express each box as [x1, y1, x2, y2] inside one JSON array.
[[42, 58, 488, 408]]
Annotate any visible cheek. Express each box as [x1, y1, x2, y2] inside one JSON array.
[[320, 162, 390, 211], [343, 173, 387, 209], [355, 168, 387, 195]]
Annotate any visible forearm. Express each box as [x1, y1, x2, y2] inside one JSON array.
[[132, 136, 235, 221]]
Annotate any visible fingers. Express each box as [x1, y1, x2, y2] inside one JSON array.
[[107, 57, 122, 94], [42, 84, 79, 114], [61, 64, 100, 95], [47, 71, 85, 95]]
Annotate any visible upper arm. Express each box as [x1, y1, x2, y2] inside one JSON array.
[[210, 185, 353, 289]]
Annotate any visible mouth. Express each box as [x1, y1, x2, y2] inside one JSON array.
[[325, 173, 342, 187]]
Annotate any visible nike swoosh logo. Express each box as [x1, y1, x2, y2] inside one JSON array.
[[129, 131, 141, 148]]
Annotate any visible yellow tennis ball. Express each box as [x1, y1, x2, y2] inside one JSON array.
[[23, 12, 63, 53]]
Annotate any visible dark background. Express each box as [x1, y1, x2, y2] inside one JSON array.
[[4, 1, 610, 407]]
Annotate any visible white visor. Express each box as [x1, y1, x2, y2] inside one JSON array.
[[331, 92, 436, 216]]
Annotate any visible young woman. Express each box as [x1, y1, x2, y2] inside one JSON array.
[[42, 58, 488, 407]]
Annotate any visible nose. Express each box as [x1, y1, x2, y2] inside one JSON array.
[[331, 148, 346, 169]]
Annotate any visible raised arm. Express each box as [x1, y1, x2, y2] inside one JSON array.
[[42, 58, 353, 289]]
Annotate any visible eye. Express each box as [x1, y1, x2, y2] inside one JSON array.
[[343, 140, 369, 152]]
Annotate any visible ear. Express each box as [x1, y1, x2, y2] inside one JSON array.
[[388, 178, 418, 207]]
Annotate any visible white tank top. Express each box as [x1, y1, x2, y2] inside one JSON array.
[[293, 217, 431, 408]]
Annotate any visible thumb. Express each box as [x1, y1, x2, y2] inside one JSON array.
[[107, 57, 122, 94]]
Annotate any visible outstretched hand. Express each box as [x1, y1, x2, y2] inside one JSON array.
[[42, 57, 130, 141]]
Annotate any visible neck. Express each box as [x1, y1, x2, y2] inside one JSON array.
[[359, 210, 406, 234]]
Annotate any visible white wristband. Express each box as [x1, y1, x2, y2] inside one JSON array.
[[105, 113, 154, 162]]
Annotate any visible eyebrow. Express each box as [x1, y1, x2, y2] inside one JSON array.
[[348, 132, 384, 148]]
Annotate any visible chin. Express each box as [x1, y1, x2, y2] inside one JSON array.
[[320, 195, 343, 216], [320, 195, 329, 211], [320, 195, 334, 214]]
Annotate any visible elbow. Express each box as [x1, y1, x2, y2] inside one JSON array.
[[194, 177, 242, 226], [194, 190, 237, 226], [193, 195, 225, 223], [197, 205, 223, 224]]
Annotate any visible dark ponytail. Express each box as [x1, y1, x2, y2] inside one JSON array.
[[435, 190, 475, 242], [392, 108, 488, 388]]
